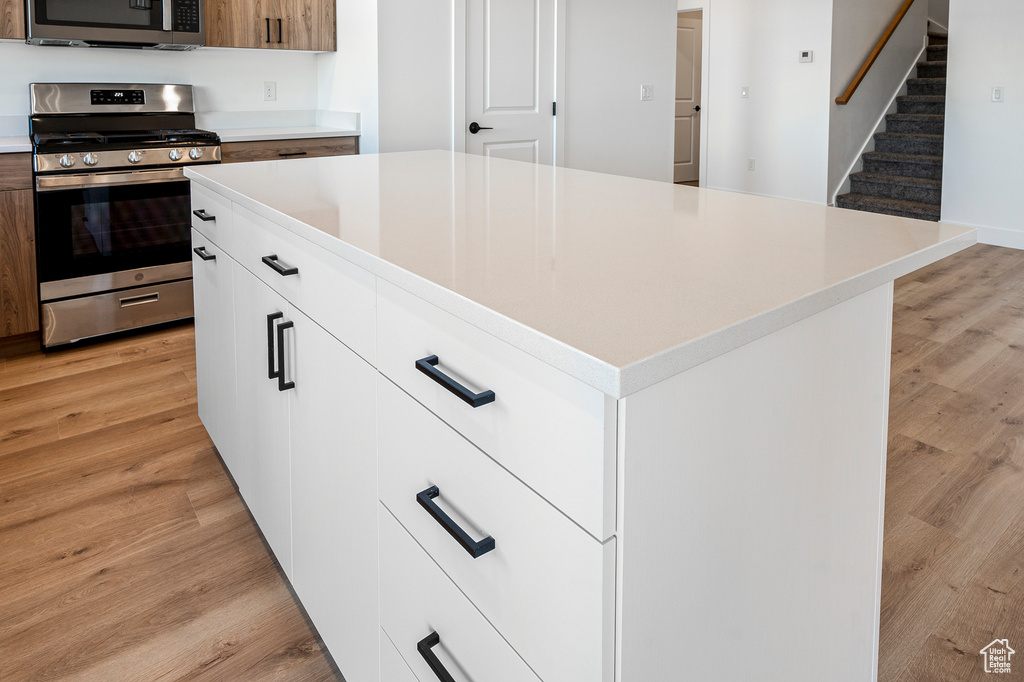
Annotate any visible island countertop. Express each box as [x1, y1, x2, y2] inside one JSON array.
[[185, 150, 975, 397]]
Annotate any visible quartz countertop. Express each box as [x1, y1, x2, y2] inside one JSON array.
[[0, 137, 31, 153], [215, 126, 360, 143], [185, 150, 976, 397]]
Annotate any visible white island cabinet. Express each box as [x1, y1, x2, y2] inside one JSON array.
[[185, 151, 975, 682]]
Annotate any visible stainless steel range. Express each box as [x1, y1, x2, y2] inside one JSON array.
[[30, 82, 221, 348]]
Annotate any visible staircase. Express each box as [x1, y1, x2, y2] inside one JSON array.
[[836, 32, 947, 221]]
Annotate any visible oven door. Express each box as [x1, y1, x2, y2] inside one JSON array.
[[35, 168, 192, 299]]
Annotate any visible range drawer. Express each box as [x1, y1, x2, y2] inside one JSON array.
[[190, 183, 234, 250], [233, 204, 376, 365], [378, 375, 614, 682], [221, 136, 358, 163], [380, 505, 543, 682], [376, 279, 616, 540]]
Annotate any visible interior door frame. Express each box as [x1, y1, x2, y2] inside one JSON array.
[[677, 3, 711, 188], [452, 0, 567, 166]]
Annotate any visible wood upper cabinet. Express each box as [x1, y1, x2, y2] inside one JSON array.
[[1, 0, 26, 40], [0, 154, 39, 339], [205, 0, 335, 51]]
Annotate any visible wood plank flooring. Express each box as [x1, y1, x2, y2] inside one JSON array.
[[0, 243, 1022, 681]]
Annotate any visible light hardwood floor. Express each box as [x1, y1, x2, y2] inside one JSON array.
[[1, 243, 1022, 681]]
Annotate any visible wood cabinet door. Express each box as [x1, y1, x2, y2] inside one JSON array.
[[1, 0, 25, 40], [290, 307, 379, 682], [272, 0, 318, 51], [232, 261, 293, 576], [205, 0, 265, 48], [0, 189, 38, 337]]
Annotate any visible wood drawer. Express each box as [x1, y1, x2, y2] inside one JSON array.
[[0, 153, 32, 191], [190, 183, 234, 250], [221, 136, 358, 164], [380, 504, 543, 682], [377, 279, 616, 540], [233, 204, 376, 365], [378, 375, 614, 682]]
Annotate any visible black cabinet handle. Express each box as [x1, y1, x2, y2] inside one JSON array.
[[277, 320, 295, 391], [262, 254, 298, 276], [265, 17, 270, 43], [417, 632, 457, 682], [277, 17, 282, 43], [193, 246, 216, 261], [417, 485, 495, 558], [279, 151, 308, 157], [267, 312, 284, 379], [415, 355, 495, 408], [192, 209, 215, 222]]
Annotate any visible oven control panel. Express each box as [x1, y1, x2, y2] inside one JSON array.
[[90, 90, 146, 106], [34, 146, 222, 173]]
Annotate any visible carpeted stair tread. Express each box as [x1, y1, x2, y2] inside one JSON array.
[[906, 78, 947, 86], [886, 113, 944, 122], [897, 95, 946, 103], [861, 151, 943, 165], [885, 112, 945, 134], [835, 194, 941, 221], [850, 172, 941, 190]]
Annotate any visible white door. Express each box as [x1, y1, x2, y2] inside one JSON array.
[[674, 14, 702, 183], [465, 0, 556, 164]]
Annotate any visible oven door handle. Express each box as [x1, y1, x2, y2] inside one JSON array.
[[35, 168, 187, 192]]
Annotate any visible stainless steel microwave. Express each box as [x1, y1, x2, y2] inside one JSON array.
[[27, 0, 204, 49]]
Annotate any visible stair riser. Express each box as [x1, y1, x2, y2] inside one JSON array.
[[927, 46, 947, 61], [928, 35, 947, 46], [908, 80, 946, 96], [863, 158, 943, 180], [897, 99, 945, 115], [850, 178, 941, 205], [835, 197, 939, 221], [917, 63, 947, 78], [875, 135, 944, 156], [886, 118, 945, 135]]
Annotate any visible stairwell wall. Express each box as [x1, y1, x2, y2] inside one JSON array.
[[941, 0, 1024, 248], [827, 0, 928, 204]]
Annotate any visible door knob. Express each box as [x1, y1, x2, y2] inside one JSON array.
[[694, 105, 701, 112], [468, 122, 493, 134]]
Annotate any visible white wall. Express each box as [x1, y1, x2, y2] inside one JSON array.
[[828, 0, 928, 202], [561, 0, 677, 182], [317, 0, 379, 153], [703, 0, 834, 204], [0, 41, 320, 134], [941, 0, 1024, 248], [929, 0, 949, 30]]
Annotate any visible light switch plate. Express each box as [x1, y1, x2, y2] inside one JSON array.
[[641, 84, 653, 101], [799, 50, 813, 63], [741, 86, 749, 99], [992, 86, 1004, 103]]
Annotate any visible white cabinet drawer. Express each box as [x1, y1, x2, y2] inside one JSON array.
[[377, 280, 615, 540], [378, 376, 614, 682], [233, 204, 376, 365], [380, 505, 543, 682], [381, 629, 420, 682], [190, 183, 233, 249]]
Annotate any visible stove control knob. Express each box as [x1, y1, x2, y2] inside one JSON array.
[[168, 148, 184, 162], [188, 147, 204, 160], [83, 153, 99, 167], [58, 154, 76, 168], [127, 150, 144, 164]]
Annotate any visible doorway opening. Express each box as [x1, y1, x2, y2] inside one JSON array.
[[674, 9, 703, 186]]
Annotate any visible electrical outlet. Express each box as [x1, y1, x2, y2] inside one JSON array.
[[799, 50, 813, 63], [747, 158, 756, 171], [741, 86, 749, 99], [263, 81, 277, 102], [992, 86, 1004, 103], [641, 84, 653, 102]]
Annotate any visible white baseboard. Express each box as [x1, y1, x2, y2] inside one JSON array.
[[928, 19, 949, 34], [958, 222, 1024, 251]]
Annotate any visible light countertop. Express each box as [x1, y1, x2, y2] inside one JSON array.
[[185, 150, 976, 397], [215, 126, 360, 143], [0, 137, 31, 154]]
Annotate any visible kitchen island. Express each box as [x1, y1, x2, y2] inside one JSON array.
[[185, 151, 974, 682]]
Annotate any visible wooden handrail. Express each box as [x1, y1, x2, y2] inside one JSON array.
[[836, 0, 917, 105]]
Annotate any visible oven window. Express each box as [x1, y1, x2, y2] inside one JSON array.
[[36, 179, 191, 283], [35, 0, 163, 29]]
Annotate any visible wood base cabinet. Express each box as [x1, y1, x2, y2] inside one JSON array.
[[0, 154, 38, 339]]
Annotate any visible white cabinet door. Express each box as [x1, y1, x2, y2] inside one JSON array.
[[290, 307, 379, 682], [232, 261, 293, 577], [191, 230, 238, 472]]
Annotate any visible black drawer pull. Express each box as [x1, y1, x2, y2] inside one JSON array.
[[277, 17, 282, 43], [417, 485, 494, 558], [415, 355, 495, 408], [192, 246, 216, 261], [267, 312, 284, 379], [262, 254, 298, 276], [417, 631, 457, 682], [265, 17, 270, 43], [279, 151, 308, 157], [192, 208, 215, 222], [277, 320, 295, 391]]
